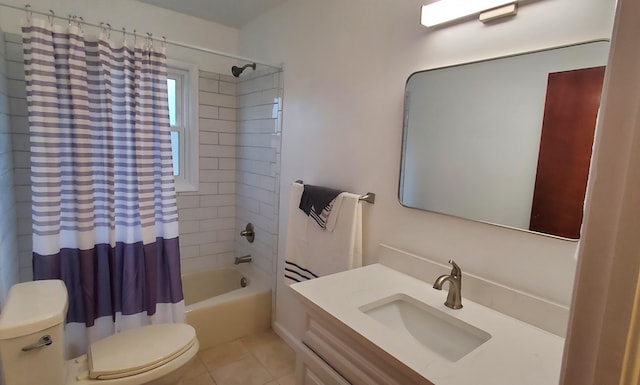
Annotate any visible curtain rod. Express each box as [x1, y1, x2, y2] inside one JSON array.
[[0, 2, 283, 70]]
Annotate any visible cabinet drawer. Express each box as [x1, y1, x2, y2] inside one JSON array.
[[303, 315, 430, 385], [297, 341, 351, 385]]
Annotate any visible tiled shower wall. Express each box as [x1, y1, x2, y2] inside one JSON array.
[[176, 71, 239, 274], [4, 33, 31, 283], [5, 30, 283, 284], [235, 69, 283, 282], [0, 27, 19, 305]]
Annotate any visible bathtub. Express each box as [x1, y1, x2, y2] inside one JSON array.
[[182, 265, 272, 351]]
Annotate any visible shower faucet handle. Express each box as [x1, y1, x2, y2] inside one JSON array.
[[240, 223, 255, 243]]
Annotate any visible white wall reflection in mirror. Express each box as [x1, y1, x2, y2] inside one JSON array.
[[399, 41, 610, 239]]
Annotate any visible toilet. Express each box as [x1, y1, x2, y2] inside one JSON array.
[[0, 280, 199, 385]]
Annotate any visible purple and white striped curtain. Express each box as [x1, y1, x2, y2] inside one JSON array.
[[22, 18, 184, 356]]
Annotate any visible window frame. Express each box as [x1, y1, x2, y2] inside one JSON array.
[[167, 59, 199, 192]]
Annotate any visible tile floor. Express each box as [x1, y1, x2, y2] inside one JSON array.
[[180, 329, 296, 385]]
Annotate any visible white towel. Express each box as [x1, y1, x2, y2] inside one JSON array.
[[284, 182, 362, 284]]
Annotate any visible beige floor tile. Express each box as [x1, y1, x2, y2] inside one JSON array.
[[241, 329, 282, 351], [181, 355, 209, 380], [181, 372, 217, 385], [199, 339, 249, 371], [209, 355, 274, 385], [246, 336, 295, 379], [275, 373, 296, 385]]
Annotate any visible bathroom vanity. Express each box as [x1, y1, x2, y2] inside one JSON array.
[[290, 263, 564, 385]]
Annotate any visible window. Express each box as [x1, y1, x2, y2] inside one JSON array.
[[167, 60, 199, 192]]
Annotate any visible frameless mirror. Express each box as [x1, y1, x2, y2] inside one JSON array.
[[400, 41, 610, 239]]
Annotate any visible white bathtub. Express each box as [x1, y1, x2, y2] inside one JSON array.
[[182, 265, 272, 351]]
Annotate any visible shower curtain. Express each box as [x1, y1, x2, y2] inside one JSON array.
[[22, 18, 184, 356]]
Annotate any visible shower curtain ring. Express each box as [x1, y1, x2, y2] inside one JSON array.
[[122, 27, 126, 42], [133, 29, 137, 45], [24, 5, 32, 23], [162, 36, 166, 49], [106, 23, 111, 39], [48, 10, 55, 26], [146, 32, 153, 49]]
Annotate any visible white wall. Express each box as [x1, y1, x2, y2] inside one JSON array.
[[0, 0, 240, 74], [238, 0, 616, 338]]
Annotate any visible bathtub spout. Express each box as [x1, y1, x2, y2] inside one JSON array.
[[234, 255, 252, 265]]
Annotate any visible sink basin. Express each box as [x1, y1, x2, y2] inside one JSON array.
[[360, 294, 491, 362]]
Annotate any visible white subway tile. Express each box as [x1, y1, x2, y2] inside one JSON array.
[[9, 98, 27, 116], [251, 160, 276, 177], [200, 217, 235, 231], [13, 185, 31, 202], [218, 182, 235, 194], [199, 144, 235, 158], [219, 133, 236, 146], [199, 105, 219, 119], [177, 195, 200, 209], [13, 152, 30, 168], [219, 74, 236, 83], [196, 182, 219, 195], [10, 116, 28, 134], [8, 80, 25, 99], [199, 71, 220, 80], [200, 170, 236, 183], [179, 220, 201, 234], [217, 228, 235, 242], [217, 206, 235, 218], [200, 241, 234, 256], [199, 119, 235, 133], [238, 119, 277, 134], [237, 146, 277, 163], [19, 267, 32, 282], [216, 252, 236, 266], [199, 92, 236, 109], [179, 207, 218, 221], [218, 158, 235, 170], [200, 194, 235, 207], [5, 42, 22, 62], [7, 61, 25, 81], [219, 108, 237, 121], [11, 133, 29, 151], [219, 81, 236, 96], [180, 231, 218, 247], [198, 77, 219, 93], [200, 131, 218, 145], [238, 104, 274, 121], [179, 245, 200, 260], [199, 157, 219, 170], [17, 235, 31, 253], [13, 169, 30, 185]]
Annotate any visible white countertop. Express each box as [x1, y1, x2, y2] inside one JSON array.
[[290, 264, 565, 385]]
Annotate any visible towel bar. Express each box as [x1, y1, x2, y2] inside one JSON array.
[[294, 180, 375, 204]]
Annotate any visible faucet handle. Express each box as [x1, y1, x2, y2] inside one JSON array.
[[448, 259, 461, 277]]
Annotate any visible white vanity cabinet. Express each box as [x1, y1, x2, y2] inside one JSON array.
[[296, 304, 433, 385]]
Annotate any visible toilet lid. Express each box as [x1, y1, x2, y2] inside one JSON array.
[[88, 323, 196, 380]]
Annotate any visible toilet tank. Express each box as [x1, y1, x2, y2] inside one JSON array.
[[0, 280, 68, 385]]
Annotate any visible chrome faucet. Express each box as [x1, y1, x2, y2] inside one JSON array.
[[234, 255, 252, 265], [433, 259, 463, 309]]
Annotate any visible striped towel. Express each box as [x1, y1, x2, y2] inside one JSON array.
[[298, 184, 343, 229], [285, 182, 362, 284]]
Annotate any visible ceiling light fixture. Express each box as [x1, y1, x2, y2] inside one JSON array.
[[421, 0, 518, 28]]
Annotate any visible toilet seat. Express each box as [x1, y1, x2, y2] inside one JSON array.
[[87, 323, 196, 380]]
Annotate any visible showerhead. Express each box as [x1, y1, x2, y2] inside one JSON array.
[[231, 63, 257, 78]]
